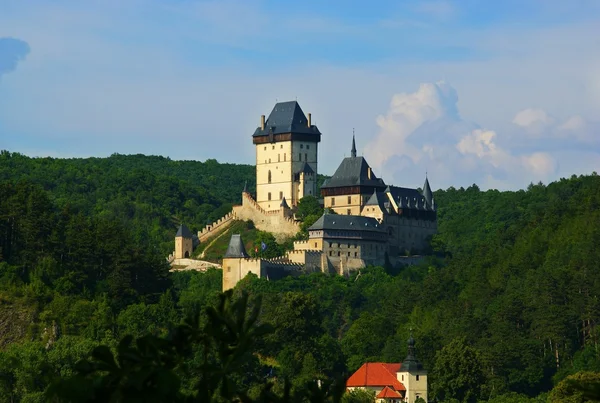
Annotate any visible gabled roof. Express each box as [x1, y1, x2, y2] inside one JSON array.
[[176, 224, 193, 238], [376, 386, 403, 399], [297, 161, 315, 175], [346, 363, 405, 391], [365, 190, 388, 212], [320, 156, 386, 190], [253, 101, 321, 137], [308, 214, 385, 233], [224, 234, 249, 258]]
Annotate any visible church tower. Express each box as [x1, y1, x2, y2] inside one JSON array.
[[252, 101, 321, 210], [397, 334, 428, 403]]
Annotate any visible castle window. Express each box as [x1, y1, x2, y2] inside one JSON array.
[[268, 171, 272, 183], [284, 154, 286, 161], [348, 196, 351, 204], [338, 251, 340, 256], [279, 191, 283, 200], [416, 375, 420, 381], [280, 144, 283, 149], [272, 145, 275, 150], [300, 144, 304, 149], [402, 375, 404, 381], [278, 154, 280, 162], [264, 147, 266, 151], [347, 209, 351, 215], [347, 252, 350, 256], [331, 198, 335, 206], [305, 153, 307, 161], [354, 252, 358, 257], [314, 242, 317, 248], [269, 158, 271, 163], [307, 145, 310, 149], [268, 192, 271, 201], [299, 153, 302, 161]]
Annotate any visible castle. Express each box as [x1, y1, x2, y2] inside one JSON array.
[[171, 101, 437, 291]]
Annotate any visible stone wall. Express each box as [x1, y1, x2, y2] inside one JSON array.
[[198, 212, 235, 244], [233, 192, 301, 241]]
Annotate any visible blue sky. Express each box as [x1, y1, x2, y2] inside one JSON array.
[[1, 0, 599, 190]]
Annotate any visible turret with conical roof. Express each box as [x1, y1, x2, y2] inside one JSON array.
[[422, 175, 433, 209], [351, 135, 357, 158]]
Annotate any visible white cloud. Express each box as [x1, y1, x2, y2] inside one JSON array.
[[363, 81, 600, 191]]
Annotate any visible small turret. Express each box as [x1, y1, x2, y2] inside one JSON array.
[[422, 174, 433, 208], [351, 135, 357, 158]]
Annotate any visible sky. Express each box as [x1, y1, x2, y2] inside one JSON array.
[[1, 0, 599, 191]]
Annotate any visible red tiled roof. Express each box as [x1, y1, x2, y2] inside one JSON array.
[[346, 362, 406, 391], [376, 386, 403, 399]]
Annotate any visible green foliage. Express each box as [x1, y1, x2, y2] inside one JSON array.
[[548, 371, 600, 402], [432, 337, 485, 403], [340, 388, 375, 403]]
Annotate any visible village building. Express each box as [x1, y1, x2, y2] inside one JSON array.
[[346, 335, 428, 403]]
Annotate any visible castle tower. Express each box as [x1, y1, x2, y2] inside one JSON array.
[[222, 234, 250, 292], [396, 333, 428, 403], [252, 101, 321, 210], [175, 224, 193, 259]]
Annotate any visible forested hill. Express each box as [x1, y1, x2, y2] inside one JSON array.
[[0, 151, 256, 253], [1, 149, 600, 402]]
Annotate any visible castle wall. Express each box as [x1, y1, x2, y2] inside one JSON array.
[[198, 212, 235, 244], [233, 192, 300, 241]]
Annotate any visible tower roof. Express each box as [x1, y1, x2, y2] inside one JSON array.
[[320, 156, 386, 190], [224, 234, 249, 258], [423, 175, 433, 206], [351, 135, 357, 158], [253, 101, 321, 137], [176, 224, 192, 238], [400, 333, 425, 372], [280, 196, 290, 209]]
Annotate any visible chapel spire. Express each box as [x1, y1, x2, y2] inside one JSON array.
[[351, 134, 357, 158]]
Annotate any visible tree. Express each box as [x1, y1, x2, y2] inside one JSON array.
[[431, 337, 484, 403]]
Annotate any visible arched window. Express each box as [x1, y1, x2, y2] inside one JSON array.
[[268, 170, 272, 183]]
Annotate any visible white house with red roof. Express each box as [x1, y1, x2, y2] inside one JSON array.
[[346, 335, 428, 403]]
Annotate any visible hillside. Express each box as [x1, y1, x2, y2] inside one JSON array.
[[1, 149, 599, 401]]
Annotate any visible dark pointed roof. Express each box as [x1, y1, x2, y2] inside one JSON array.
[[280, 196, 290, 209], [176, 224, 192, 238], [365, 190, 388, 212], [308, 213, 385, 233], [423, 176, 433, 206], [351, 135, 357, 158], [298, 162, 314, 175], [253, 101, 321, 137], [224, 234, 249, 258], [320, 156, 386, 190], [400, 333, 424, 372], [386, 186, 427, 210]]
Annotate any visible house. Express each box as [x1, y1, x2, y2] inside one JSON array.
[[346, 335, 428, 403]]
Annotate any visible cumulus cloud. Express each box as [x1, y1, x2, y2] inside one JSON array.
[[363, 82, 600, 190], [0, 37, 30, 78]]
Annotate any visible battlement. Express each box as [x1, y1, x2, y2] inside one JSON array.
[[198, 211, 236, 243]]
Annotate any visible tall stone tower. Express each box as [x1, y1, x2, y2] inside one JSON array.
[[174, 224, 193, 259], [252, 101, 321, 211]]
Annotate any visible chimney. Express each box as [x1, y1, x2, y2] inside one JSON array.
[[367, 167, 372, 179], [307, 113, 311, 127], [260, 115, 265, 130]]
